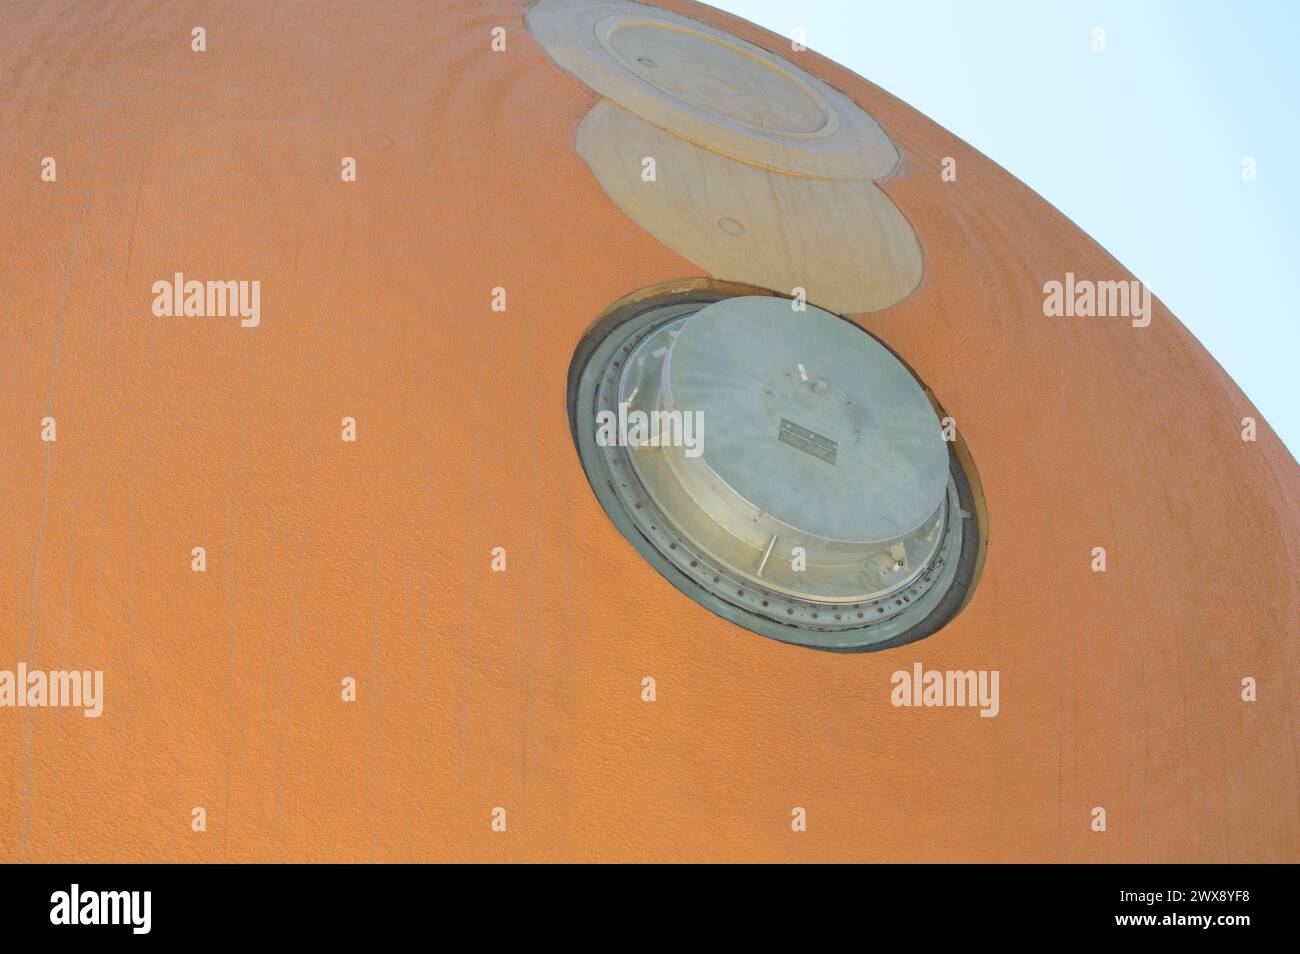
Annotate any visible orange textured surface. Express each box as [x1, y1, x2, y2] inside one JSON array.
[[1, 0, 1296, 863]]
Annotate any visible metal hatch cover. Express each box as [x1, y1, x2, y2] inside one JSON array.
[[569, 284, 985, 652], [657, 295, 948, 548]]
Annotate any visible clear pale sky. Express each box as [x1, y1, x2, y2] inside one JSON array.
[[713, 0, 1299, 457]]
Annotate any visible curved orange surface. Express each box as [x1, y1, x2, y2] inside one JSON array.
[[1, 0, 1296, 863]]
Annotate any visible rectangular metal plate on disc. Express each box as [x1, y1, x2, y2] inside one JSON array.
[[778, 418, 838, 465]]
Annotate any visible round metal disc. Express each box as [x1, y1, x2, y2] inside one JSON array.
[[568, 283, 983, 652], [662, 296, 948, 545]]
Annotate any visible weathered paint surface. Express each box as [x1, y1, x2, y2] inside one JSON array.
[[1, 0, 1296, 862]]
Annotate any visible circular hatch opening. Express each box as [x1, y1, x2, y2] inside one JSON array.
[[568, 281, 986, 652]]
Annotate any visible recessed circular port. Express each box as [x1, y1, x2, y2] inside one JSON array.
[[568, 281, 986, 652]]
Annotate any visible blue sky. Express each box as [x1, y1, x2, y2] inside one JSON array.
[[713, 0, 1299, 457]]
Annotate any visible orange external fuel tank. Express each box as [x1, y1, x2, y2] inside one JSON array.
[[1, 0, 1296, 863]]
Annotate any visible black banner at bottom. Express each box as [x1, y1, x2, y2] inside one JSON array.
[[0, 862, 1285, 941]]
